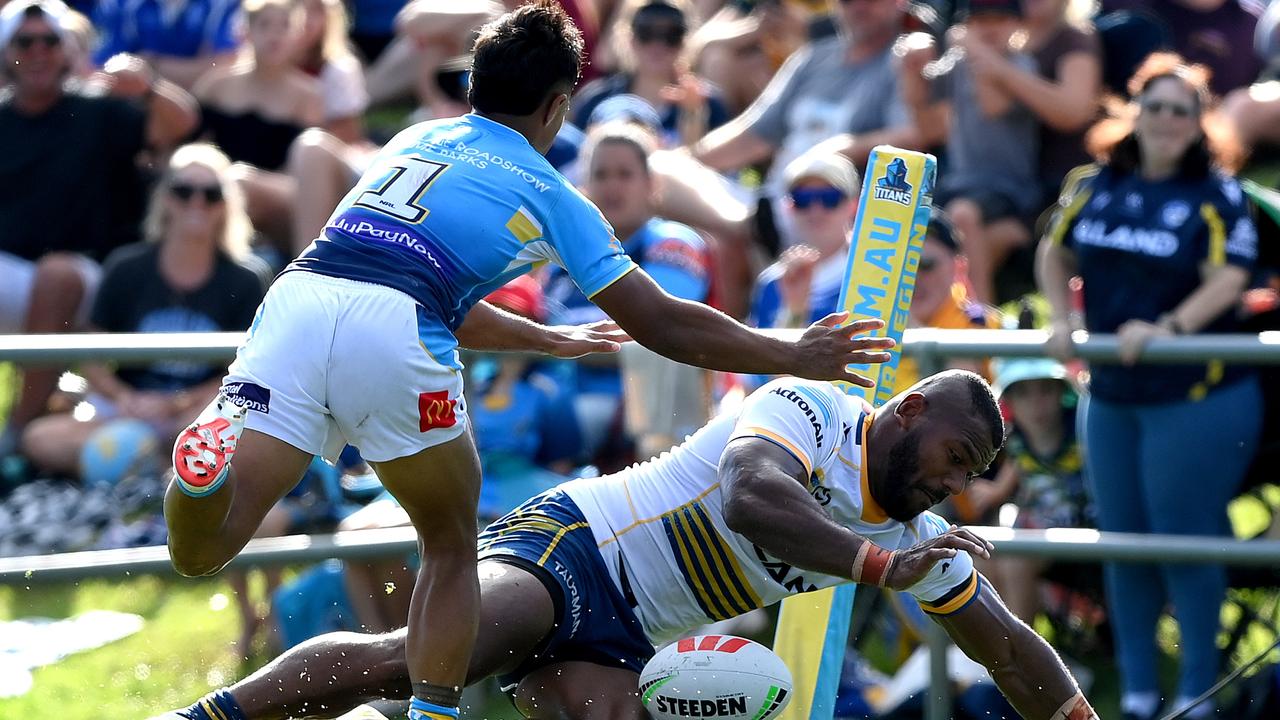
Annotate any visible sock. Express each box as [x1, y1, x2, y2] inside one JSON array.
[[178, 689, 249, 720], [1120, 691, 1159, 718], [1172, 695, 1214, 719], [408, 696, 460, 720]]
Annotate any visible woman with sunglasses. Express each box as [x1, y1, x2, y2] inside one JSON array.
[[1037, 53, 1259, 720], [20, 144, 268, 482], [573, 0, 729, 146]]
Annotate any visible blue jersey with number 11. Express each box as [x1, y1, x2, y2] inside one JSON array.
[[288, 114, 637, 331]]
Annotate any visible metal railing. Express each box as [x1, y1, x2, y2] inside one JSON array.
[[3, 329, 1280, 719]]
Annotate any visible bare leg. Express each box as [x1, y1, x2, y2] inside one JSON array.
[[20, 413, 102, 476], [514, 662, 647, 720], [288, 129, 356, 257], [219, 561, 554, 720], [8, 254, 88, 437], [164, 428, 313, 577], [369, 433, 483, 706]]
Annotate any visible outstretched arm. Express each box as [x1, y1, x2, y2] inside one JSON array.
[[719, 437, 991, 587], [453, 300, 627, 358], [935, 584, 1097, 719], [592, 269, 895, 386]]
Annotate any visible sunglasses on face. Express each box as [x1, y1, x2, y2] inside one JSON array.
[[788, 186, 846, 210], [918, 256, 942, 272], [1140, 99, 1195, 118], [170, 183, 225, 204], [12, 33, 61, 51], [632, 23, 685, 47]]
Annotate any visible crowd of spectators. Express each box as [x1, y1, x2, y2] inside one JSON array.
[[2, 0, 1280, 716]]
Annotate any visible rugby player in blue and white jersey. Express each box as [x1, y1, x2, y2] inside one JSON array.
[[160, 4, 895, 720], [160, 371, 1097, 720]]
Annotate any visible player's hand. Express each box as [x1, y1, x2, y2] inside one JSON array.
[[790, 313, 896, 387], [539, 320, 630, 359], [885, 525, 993, 591], [1116, 318, 1170, 366]]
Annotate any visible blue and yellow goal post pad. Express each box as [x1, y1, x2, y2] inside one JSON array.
[[772, 146, 936, 720]]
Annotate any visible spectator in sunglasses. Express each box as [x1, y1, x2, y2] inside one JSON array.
[[573, 0, 731, 146], [0, 0, 198, 480], [20, 144, 268, 480], [750, 151, 860, 331]]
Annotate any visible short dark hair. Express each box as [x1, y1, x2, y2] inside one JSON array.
[[962, 372, 1006, 452], [468, 1, 584, 116]]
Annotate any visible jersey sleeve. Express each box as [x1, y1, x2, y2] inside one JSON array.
[[899, 511, 982, 616], [209, 0, 244, 54], [641, 225, 710, 302], [91, 0, 127, 64], [1207, 175, 1258, 269], [543, 184, 637, 299], [727, 378, 845, 477]]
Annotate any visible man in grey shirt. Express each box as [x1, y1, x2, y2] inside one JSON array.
[[898, 0, 1041, 304], [692, 0, 920, 182]]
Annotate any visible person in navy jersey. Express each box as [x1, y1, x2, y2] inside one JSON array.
[[93, 0, 243, 89], [1037, 53, 1260, 720], [545, 122, 715, 458]]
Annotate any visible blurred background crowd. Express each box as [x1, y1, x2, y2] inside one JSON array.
[[5, 0, 1280, 717]]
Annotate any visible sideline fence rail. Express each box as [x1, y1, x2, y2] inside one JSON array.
[[6, 329, 1280, 365], [4, 330, 1280, 720]]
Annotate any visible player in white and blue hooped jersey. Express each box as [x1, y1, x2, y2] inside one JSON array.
[[162, 4, 897, 720]]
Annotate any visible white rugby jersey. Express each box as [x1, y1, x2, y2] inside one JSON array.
[[561, 377, 982, 643]]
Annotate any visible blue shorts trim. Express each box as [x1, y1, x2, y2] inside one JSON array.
[[477, 489, 653, 688]]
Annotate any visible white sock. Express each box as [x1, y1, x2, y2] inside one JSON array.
[[1121, 691, 1160, 718]]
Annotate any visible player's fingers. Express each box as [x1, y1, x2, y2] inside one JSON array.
[[949, 526, 995, 553], [814, 311, 851, 328], [837, 369, 877, 388], [837, 318, 886, 337], [848, 336, 896, 351], [847, 351, 893, 365], [553, 338, 622, 358], [932, 533, 989, 559]]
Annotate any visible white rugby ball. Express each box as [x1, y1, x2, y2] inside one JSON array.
[[640, 635, 793, 720]]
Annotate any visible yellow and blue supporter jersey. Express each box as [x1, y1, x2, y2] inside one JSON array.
[[1046, 164, 1259, 402], [287, 113, 636, 340]]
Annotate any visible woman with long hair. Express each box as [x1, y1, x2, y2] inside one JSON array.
[[194, 0, 324, 251], [1037, 53, 1259, 720], [20, 143, 267, 477]]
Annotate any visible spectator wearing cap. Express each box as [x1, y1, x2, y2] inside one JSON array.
[[573, 0, 731, 147], [750, 151, 860, 332], [967, 357, 1090, 623], [898, 0, 1043, 305], [92, 0, 243, 89], [545, 123, 715, 460], [0, 0, 198, 471], [895, 208, 1001, 390]]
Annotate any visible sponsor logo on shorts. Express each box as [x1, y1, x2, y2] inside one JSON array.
[[223, 382, 270, 414], [769, 387, 823, 449], [874, 157, 913, 206], [418, 390, 457, 431], [552, 559, 582, 636], [652, 695, 749, 717]]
